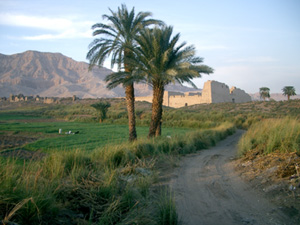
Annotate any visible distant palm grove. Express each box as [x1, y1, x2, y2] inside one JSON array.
[[87, 4, 213, 141]]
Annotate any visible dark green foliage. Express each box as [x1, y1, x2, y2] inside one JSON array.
[[282, 86, 296, 100], [259, 87, 270, 101], [91, 101, 111, 123]]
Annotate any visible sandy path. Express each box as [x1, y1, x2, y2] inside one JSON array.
[[170, 130, 293, 225]]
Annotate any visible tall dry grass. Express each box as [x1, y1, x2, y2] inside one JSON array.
[[238, 118, 300, 156]]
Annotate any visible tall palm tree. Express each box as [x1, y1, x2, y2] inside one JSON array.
[[87, 4, 162, 141], [129, 26, 213, 137], [282, 86, 296, 100], [259, 87, 270, 101]]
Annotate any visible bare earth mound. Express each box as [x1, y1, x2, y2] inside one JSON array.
[[170, 130, 298, 225]]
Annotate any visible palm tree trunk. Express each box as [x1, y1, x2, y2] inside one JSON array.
[[124, 49, 137, 142], [148, 83, 164, 138], [155, 120, 162, 137], [125, 83, 137, 141]]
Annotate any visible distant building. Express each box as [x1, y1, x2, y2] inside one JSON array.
[[9, 93, 25, 102], [135, 80, 252, 108], [44, 97, 59, 104], [6, 94, 75, 104]]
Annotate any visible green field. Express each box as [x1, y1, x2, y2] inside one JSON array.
[[1, 100, 299, 225], [0, 113, 193, 152], [0, 104, 237, 225]]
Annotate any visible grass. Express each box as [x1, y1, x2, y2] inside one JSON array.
[[1, 99, 300, 130], [0, 113, 194, 152], [157, 190, 178, 225], [0, 113, 235, 224], [238, 118, 300, 156], [1, 99, 299, 224]]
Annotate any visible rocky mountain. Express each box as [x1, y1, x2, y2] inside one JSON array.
[[0, 51, 198, 99]]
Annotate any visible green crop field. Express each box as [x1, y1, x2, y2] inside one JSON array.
[[0, 112, 193, 152]]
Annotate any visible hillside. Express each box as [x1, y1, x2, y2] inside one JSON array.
[[0, 51, 197, 99]]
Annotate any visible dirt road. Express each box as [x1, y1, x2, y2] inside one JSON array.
[[170, 130, 294, 225]]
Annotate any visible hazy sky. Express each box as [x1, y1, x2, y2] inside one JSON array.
[[0, 0, 299, 93]]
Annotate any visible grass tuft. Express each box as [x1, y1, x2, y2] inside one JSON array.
[[158, 190, 179, 225]]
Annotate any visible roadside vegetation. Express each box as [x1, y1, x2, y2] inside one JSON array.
[[237, 118, 300, 222], [238, 118, 300, 156], [0, 107, 234, 224]]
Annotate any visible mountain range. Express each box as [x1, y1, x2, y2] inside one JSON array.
[[0, 50, 299, 101], [0, 51, 197, 99]]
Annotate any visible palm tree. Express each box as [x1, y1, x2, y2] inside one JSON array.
[[129, 26, 213, 137], [87, 4, 162, 141], [282, 86, 296, 100], [259, 87, 270, 101], [91, 101, 111, 123]]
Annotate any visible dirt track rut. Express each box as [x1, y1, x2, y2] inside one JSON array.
[[170, 130, 293, 225]]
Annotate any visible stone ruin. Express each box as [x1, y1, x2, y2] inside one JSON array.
[[135, 80, 252, 108]]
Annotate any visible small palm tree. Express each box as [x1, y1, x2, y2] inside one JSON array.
[[259, 87, 270, 101], [282, 86, 296, 100], [91, 101, 111, 123], [127, 26, 213, 137], [87, 4, 162, 141]]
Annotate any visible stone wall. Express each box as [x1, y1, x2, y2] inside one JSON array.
[[135, 80, 252, 108], [209, 81, 232, 103], [230, 87, 252, 103], [168, 92, 202, 108]]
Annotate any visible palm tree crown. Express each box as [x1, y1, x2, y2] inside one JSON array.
[[282, 86, 296, 100], [259, 87, 270, 101], [87, 4, 162, 71], [132, 26, 213, 88]]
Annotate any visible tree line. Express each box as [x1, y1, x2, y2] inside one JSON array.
[[87, 4, 213, 141], [259, 86, 297, 101]]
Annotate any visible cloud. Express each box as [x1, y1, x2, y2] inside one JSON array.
[[22, 29, 92, 40], [0, 13, 71, 30], [0, 13, 93, 40]]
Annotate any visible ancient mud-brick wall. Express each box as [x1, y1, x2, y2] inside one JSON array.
[[203, 81, 251, 103], [168, 92, 202, 108], [208, 81, 232, 103], [229, 87, 252, 103], [135, 80, 252, 108]]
